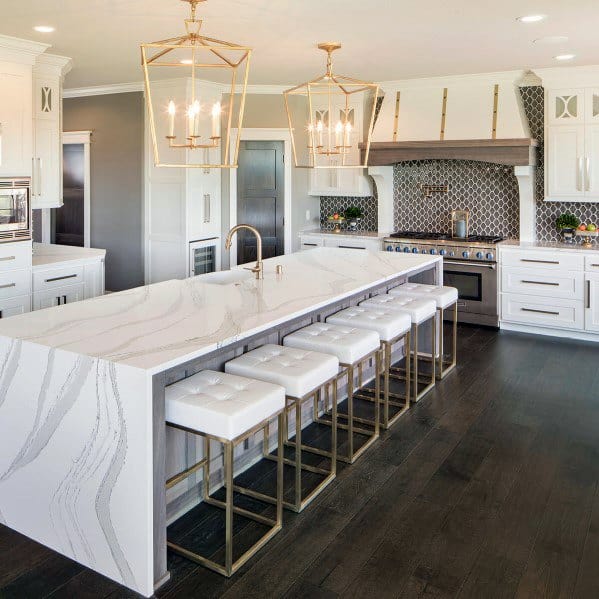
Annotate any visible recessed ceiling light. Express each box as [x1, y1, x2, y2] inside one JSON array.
[[34, 25, 55, 33], [180, 59, 193, 65], [517, 14, 547, 23], [533, 35, 569, 45], [554, 53, 576, 61]]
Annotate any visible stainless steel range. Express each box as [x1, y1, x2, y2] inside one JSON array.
[[383, 231, 502, 327]]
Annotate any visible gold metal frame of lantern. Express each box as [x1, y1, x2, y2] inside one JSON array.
[[141, 0, 252, 168], [283, 42, 379, 169]]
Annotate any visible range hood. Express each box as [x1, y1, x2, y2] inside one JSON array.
[[365, 71, 538, 166]]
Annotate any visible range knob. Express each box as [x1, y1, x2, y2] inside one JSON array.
[[412, 247, 419, 254], [449, 251, 455, 257], [476, 251, 484, 259], [462, 251, 470, 258], [386, 245, 394, 252], [439, 249, 447, 256], [486, 252, 494, 260], [430, 248, 437, 255], [404, 247, 410, 253], [421, 249, 428, 254], [395, 246, 402, 252]]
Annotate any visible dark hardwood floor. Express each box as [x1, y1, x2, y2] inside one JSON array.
[[2, 325, 599, 599]]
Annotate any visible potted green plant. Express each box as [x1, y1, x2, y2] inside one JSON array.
[[555, 212, 580, 243], [344, 206, 363, 230]]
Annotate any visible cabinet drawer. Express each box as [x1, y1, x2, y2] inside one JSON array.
[[501, 293, 584, 330], [501, 250, 584, 272], [32, 282, 85, 311], [299, 235, 323, 250], [33, 265, 84, 292], [501, 267, 584, 300], [0, 268, 31, 300], [0, 294, 31, 319], [584, 255, 599, 272], [0, 242, 32, 271]]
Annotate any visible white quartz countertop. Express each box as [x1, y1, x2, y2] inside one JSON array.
[[300, 229, 383, 239], [0, 248, 439, 374], [33, 242, 106, 268], [499, 239, 599, 253]]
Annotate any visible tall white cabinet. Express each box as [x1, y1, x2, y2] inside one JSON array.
[[32, 54, 72, 209], [144, 78, 222, 283], [543, 72, 599, 202]]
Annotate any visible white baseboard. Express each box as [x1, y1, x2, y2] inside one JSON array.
[[500, 321, 599, 343]]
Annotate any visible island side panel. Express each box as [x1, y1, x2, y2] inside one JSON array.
[[0, 338, 155, 598]]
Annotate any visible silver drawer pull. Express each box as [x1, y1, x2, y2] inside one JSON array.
[[303, 243, 317, 247], [521, 307, 560, 316], [0, 256, 16, 262], [591, 264, 599, 267], [339, 245, 366, 250], [0, 283, 16, 289], [521, 280, 560, 286], [45, 274, 77, 283], [520, 259, 559, 265]]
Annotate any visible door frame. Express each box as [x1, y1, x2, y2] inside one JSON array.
[[60, 130, 92, 247], [228, 128, 292, 266]]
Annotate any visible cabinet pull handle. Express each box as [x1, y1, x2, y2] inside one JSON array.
[[0, 283, 16, 290], [520, 258, 559, 265], [56, 296, 61, 305], [578, 157, 583, 192], [303, 243, 317, 247], [38, 158, 42, 196], [63, 295, 67, 305], [588, 279, 592, 310], [586, 157, 591, 192], [339, 245, 366, 250], [45, 274, 77, 283], [0, 256, 16, 262], [591, 263, 599, 268], [521, 307, 560, 316], [521, 280, 560, 286], [204, 194, 210, 223]]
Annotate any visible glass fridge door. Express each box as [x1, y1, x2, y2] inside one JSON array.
[[192, 245, 217, 276]]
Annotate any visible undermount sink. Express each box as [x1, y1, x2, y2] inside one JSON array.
[[199, 269, 253, 285]]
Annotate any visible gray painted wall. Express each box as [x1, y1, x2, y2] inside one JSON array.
[[63, 92, 144, 291]]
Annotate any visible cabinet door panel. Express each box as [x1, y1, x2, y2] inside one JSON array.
[[548, 89, 585, 125], [0, 294, 31, 318], [586, 273, 599, 332], [547, 125, 585, 198], [33, 282, 85, 310], [32, 118, 62, 209], [585, 124, 599, 197], [585, 89, 599, 123]]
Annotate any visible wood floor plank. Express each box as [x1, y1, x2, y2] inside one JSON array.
[[573, 483, 599, 599]]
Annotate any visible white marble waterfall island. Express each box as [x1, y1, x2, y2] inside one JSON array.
[[0, 248, 441, 597]]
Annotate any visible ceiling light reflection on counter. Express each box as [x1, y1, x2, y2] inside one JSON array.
[[517, 14, 547, 23], [554, 54, 576, 61], [34, 25, 55, 33]]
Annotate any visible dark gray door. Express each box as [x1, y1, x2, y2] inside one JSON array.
[[237, 140, 284, 264]]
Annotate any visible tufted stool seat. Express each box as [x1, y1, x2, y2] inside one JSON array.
[[360, 294, 437, 402], [165, 370, 286, 577], [389, 283, 459, 379], [166, 370, 286, 440], [326, 305, 412, 428], [283, 323, 382, 463], [226, 344, 340, 512]]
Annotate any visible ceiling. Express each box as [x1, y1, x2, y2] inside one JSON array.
[[2, 0, 599, 89]]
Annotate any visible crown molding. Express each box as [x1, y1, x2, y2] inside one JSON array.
[[0, 34, 50, 65], [63, 81, 144, 98], [534, 65, 599, 88], [34, 53, 73, 78]]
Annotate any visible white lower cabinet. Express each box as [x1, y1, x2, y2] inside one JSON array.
[[33, 283, 86, 310], [586, 273, 599, 332], [299, 232, 382, 252], [500, 246, 599, 338], [0, 295, 31, 319]]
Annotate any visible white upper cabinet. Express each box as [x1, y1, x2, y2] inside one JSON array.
[[541, 67, 599, 202], [32, 54, 72, 209], [0, 62, 33, 178]]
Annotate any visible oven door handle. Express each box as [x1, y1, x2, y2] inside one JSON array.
[[445, 260, 496, 270]]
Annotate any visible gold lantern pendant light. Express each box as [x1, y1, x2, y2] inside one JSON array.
[[284, 43, 379, 169], [141, 0, 252, 168]]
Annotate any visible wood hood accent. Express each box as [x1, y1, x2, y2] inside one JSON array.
[[362, 138, 538, 167]]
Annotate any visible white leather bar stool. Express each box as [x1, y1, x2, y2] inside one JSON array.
[[165, 370, 286, 577], [359, 294, 437, 403], [326, 305, 411, 429], [283, 322, 382, 464], [225, 344, 340, 513], [389, 283, 458, 379]]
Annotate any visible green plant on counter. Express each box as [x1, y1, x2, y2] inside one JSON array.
[[344, 206, 363, 220], [555, 212, 580, 230]]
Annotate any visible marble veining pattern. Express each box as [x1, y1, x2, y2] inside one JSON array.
[[0, 249, 439, 373]]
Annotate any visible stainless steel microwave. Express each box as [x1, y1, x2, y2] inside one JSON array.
[[0, 178, 31, 242]]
